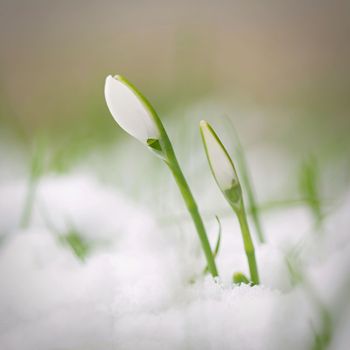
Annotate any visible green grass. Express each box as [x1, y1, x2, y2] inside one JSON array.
[[298, 155, 323, 227], [223, 117, 265, 243], [20, 137, 46, 229], [59, 230, 91, 261]]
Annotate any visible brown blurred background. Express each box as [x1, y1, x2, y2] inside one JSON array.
[[0, 0, 349, 156]]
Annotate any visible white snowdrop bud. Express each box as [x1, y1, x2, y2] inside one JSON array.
[[104, 75, 160, 144], [200, 120, 242, 206]]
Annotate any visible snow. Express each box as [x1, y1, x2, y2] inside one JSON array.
[[0, 139, 349, 349]]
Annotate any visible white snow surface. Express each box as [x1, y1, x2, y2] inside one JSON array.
[[0, 147, 349, 349]]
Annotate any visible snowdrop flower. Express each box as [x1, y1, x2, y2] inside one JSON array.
[[104, 75, 160, 145], [200, 120, 242, 205], [103, 76, 218, 277], [200, 120, 259, 284]]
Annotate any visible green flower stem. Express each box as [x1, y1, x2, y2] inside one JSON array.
[[163, 137, 219, 278], [235, 205, 259, 284]]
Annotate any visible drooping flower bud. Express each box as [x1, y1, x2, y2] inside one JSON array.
[[200, 120, 242, 208], [104, 75, 160, 145]]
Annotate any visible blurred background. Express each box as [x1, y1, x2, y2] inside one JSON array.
[[1, 0, 349, 160]]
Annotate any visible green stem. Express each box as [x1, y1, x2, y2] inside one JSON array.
[[165, 145, 218, 277], [235, 205, 259, 284], [156, 125, 218, 277]]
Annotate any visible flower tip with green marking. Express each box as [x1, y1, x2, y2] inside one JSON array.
[[104, 75, 161, 148], [200, 120, 242, 209]]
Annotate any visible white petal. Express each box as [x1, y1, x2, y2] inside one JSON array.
[[104, 75, 160, 143], [200, 120, 237, 191]]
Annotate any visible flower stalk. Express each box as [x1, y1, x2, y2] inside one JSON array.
[[104, 75, 218, 277], [200, 120, 259, 284]]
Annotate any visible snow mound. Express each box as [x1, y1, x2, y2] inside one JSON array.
[[0, 173, 349, 349]]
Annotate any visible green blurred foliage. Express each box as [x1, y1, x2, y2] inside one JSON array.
[[298, 156, 323, 225], [59, 230, 91, 261], [0, 0, 349, 169]]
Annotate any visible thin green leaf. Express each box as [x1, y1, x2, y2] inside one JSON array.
[[203, 216, 222, 274], [223, 117, 265, 243], [299, 155, 323, 225], [59, 229, 90, 261], [213, 215, 222, 257]]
